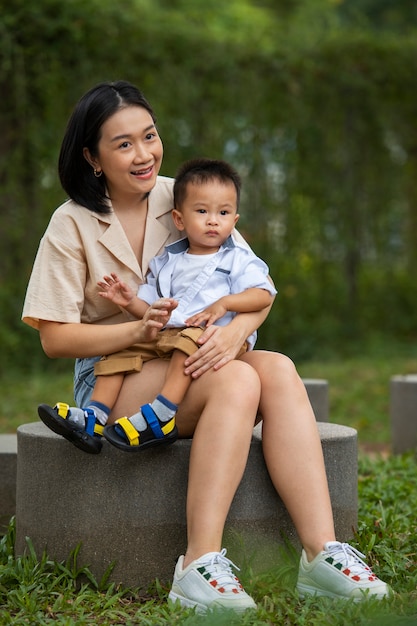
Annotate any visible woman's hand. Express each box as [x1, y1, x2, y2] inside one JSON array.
[[183, 322, 246, 378]]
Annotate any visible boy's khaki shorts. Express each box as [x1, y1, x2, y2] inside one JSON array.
[[94, 326, 248, 376]]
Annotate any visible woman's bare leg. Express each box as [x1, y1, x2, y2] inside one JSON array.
[[241, 350, 335, 561], [112, 358, 261, 565], [179, 360, 260, 565]]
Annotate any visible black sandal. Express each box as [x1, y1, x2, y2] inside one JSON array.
[[103, 405, 178, 452], [37, 402, 103, 454]]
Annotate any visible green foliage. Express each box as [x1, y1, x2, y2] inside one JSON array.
[[1, 1, 417, 371]]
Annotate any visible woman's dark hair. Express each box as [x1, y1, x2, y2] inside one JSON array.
[[58, 80, 156, 214], [174, 158, 241, 210]]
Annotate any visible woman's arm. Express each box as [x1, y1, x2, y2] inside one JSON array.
[[39, 299, 177, 359]]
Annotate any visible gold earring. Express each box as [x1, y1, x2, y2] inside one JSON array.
[[93, 168, 103, 178]]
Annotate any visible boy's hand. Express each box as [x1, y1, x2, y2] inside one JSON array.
[[149, 297, 178, 327], [97, 273, 135, 308], [185, 300, 227, 328], [141, 298, 178, 342]]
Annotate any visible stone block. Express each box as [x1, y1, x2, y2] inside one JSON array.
[[303, 378, 329, 422], [0, 434, 17, 532], [390, 374, 417, 454], [15, 420, 357, 589]]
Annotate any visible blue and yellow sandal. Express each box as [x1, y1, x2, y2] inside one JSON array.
[[37, 402, 104, 454], [103, 404, 178, 452]]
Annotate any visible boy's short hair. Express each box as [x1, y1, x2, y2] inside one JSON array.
[[173, 158, 241, 210]]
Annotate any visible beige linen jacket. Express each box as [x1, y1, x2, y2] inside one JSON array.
[[22, 176, 180, 330]]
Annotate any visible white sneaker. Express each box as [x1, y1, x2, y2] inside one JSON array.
[[168, 548, 257, 613], [297, 541, 391, 600]]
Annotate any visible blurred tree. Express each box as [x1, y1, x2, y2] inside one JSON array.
[[336, 0, 417, 32]]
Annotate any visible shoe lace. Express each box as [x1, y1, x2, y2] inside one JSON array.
[[326, 542, 374, 577], [199, 549, 242, 592]]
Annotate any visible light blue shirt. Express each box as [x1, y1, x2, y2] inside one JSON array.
[[138, 236, 276, 350]]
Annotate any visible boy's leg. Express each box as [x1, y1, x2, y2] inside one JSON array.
[[103, 334, 196, 452], [159, 349, 192, 405], [91, 373, 125, 417], [115, 349, 190, 435]]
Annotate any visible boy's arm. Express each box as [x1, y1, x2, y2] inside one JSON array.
[[185, 287, 274, 328], [98, 272, 157, 320], [123, 296, 153, 320]]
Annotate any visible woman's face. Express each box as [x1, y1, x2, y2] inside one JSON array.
[[85, 105, 163, 202]]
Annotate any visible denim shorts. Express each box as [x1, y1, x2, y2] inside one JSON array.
[[73, 356, 101, 408]]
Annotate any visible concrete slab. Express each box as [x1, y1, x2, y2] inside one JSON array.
[[0, 434, 17, 532]]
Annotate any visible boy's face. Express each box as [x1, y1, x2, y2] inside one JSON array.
[[172, 179, 239, 254]]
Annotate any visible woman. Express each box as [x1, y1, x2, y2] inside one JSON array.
[[22, 80, 389, 613]]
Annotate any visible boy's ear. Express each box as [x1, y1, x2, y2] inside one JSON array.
[[172, 209, 186, 231], [234, 213, 240, 226]]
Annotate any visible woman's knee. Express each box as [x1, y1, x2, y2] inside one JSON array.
[[217, 359, 261, 404], [180, 360, 260, 416], [243, 349, 296, 378]]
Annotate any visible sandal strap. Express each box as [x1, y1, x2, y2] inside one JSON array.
[[141, 404, 164, 439], [84, 408, 104, 437], [161, 417, 176, 436], [54, 402, 70, 419], [116, 417, 140, 446]]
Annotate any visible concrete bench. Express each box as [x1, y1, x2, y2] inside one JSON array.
[[0, 378, 329, 533], [0, 434, 17, 532], [390, 374, 417, 454], [14, 418, 357, 590]]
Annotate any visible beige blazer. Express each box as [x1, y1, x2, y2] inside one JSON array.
[[22, 176, 180, 330]]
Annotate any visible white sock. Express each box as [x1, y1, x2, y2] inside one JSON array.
[[67, 407, 86, 428], [67, 402, 110, 428], [129, 394, 178, 432]]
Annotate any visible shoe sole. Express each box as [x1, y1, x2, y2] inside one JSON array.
[[103, 423, 178, 452], [168, 590, 256, 613], [296, 582, 390, 601], [168, 590, 207, 613], [38, 404, 102, 455]]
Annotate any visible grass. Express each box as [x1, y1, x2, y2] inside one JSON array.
[[1, 344, 417, 623]]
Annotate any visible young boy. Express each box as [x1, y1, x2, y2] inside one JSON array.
[[38, 158, 276, 453]]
